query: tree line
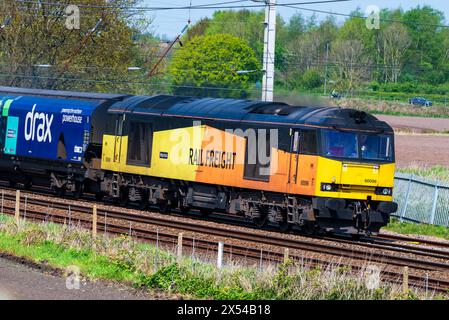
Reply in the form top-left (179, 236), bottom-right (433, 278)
top-left (180, 6), bottom-right (449, 97)
top-left (0, 2), bottom-right (447, 100)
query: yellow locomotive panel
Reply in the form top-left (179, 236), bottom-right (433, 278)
top-left (314, 157), bottom-right (394, 201)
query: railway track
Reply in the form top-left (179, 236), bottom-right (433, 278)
top-left (376, 233), bottom-right (449, 250)
top-left (3, 191), bottom-right (449, 271)
top-left (2, 186), bottom-right (449, 265)
top-left (0, 187), bottom-right (449, 293)
top-left (2, 182), bottom-right (449, 256)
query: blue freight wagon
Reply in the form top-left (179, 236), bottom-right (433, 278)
top-left (0, 87), bottom-right (127, 195)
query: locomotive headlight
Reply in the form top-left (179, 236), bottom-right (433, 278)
top-left (321, 183), bottom-right (336, 192)
top-left (375, 187), bottom-right (392, 196)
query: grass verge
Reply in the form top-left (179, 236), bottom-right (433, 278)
top-left (396, 166), bottom-right (449, 185)
top-left (336, 98), bottom-right (449, 118)
top-left (385, 218), bottom-right (449, 241)
top-left (0, 214), bottom-right (445, 300)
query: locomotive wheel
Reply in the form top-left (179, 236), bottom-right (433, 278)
top-left (52, 186), bottom-right (65, 197)
top-left (179, 206), bottom-right (190, 214)
top-left (351, 234), bottom-right (363, 241)
top-left (24, 181), bottom-right (33, 190)
top-left (158, 200), bottom-right (171, 214)
top-left (276, 209), bottom-right (290, 232)
top-left (139, 199), bottom-right (148, 210)
top-left (95, 193), bottom-right (104, 201)
top-left (254, 215), bottom-right (268, 228)
top-left (200, 208), bottom-right (212, 216)
top-left (119, 188), bottom-right (129, 206)
top-left (138, 190), bottom-right (148, 210)
top-left (279, 221), bottom-right (290, 232)
top-left (302, 223), bottom-right (316, 235)
top-left (73, 182), bottom-right (83, 199)
top-left (251, 205), bottom-right (267, 228)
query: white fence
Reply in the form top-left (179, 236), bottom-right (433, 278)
top-left (393, 173), bottom-right (449, 227)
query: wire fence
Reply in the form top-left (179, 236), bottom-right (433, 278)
top-left (393, 173), bottom-right (449, 227)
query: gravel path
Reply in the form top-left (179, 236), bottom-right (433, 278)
top-left (0, 255), bottom-right (173, 300)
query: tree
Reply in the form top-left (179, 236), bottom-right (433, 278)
top-left (0, 0), bottom-right (149, 92)
top-left (443, 30), bottom-right (449, 61)
top-left (287, 31), bottom-right (321, 73)
top-left (331, 39), bottom-right (372, 93)
top-left (402, 6), bottom-right (446, 81)
top-left (204, 10), bottom-right (265, 59)
top-left (379, 23), bottom-right (411, 83)
top-left (185, 18), bottom-right (210, 41)
top-left (191, 10), bottom-right (287, 69)
top-left (169, 34), bottom-right (259, 98)
top-left (287, 13), bottom-right (306, 41)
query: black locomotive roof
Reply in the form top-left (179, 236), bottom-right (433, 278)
top-left (0, 86), bottom-right (129, 101)
top-left (109, 94), bottom-right (393, 133)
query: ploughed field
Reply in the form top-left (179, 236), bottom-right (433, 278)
top-left (395, 135), bottom-right (449, 167)
top-left (376, 115), bottom-right (449, 134)
top-left (376, 115), bottom-right (449, 167)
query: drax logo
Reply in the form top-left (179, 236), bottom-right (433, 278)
top-left (24, 104), bottom-right (54, 143)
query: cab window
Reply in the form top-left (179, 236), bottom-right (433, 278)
top-left (127, 122), bottom-right (152, 167)
top-left (322, 130), bottom-right (358, 159)
top-left (300, 130), bottom-right (317, 154)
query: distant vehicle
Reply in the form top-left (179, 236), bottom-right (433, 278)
top-left (409, 97), bottom-right (432, 106)
top-left (330, 90), bottom-right (342, 99)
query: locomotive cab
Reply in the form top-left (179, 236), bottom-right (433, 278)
top-left (307, 113), bottom-right (398, 235)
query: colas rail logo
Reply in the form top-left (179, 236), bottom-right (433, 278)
top-left (24, 104), bottom-right (54, 143)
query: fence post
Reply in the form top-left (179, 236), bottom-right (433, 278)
top-left (24, 194), bottom-right (27, 221)
top-left (400, 175), bottom-right (413, 222)
top-left (284, 248), bottom-right (289, 263)
top-left (15, 190), bottom-right (20, 223)
top-left (217, 241), bottom-right (224, 269)
top-left (402, 266), bottom-right (409, 294)
top-left (429, 185), bottom-right (439, 225)
top-left (155, 228), bottom-right (159, 271)
top-left (177, 233), bottom-right (183, 263)
top-left (92, 205), bottom-right (97, 239)
top-left (68, 205), bottom-right (71, 228)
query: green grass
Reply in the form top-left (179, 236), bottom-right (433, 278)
top-left (0, 233), bottom-right (134, 281)
top-left (0, 215), bottom-right (445, 300)
top-left (272, 89), bottom-right (449, 118)
top-left (396, 166), bottom-right (449, 184)
top-left (385, 218), bottom-right (449, 241)
top-left (338, 98), bottom-right (449, 118)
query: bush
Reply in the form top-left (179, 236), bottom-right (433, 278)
top-left (169, 33), bottom-right (259, 98)
top-left (301, 69), bottom-right (322, 89)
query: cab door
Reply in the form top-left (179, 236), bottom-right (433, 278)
top-left (287, 129), bottom-right (300, 193)
top-left (113, 114), bottom-right (125, 164)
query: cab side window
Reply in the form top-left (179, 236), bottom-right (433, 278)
top-left (127, 122), bottom-right (152, 167)
top-left (300, 130), bottom-right (317, 155)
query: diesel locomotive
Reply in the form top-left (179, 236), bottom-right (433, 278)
top-left (0, 87), bottom-right (398, 235)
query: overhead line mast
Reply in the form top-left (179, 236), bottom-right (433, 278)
top-left (260, 0), bottom-right (276, 102)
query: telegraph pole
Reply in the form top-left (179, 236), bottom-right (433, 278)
top-left (261, 0), bottom-right (276, 102)
top-left (323, 42), bottom-right (329, 95)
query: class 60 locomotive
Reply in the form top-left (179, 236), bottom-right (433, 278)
top-left (0, 87), bottom-right (398, 236)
